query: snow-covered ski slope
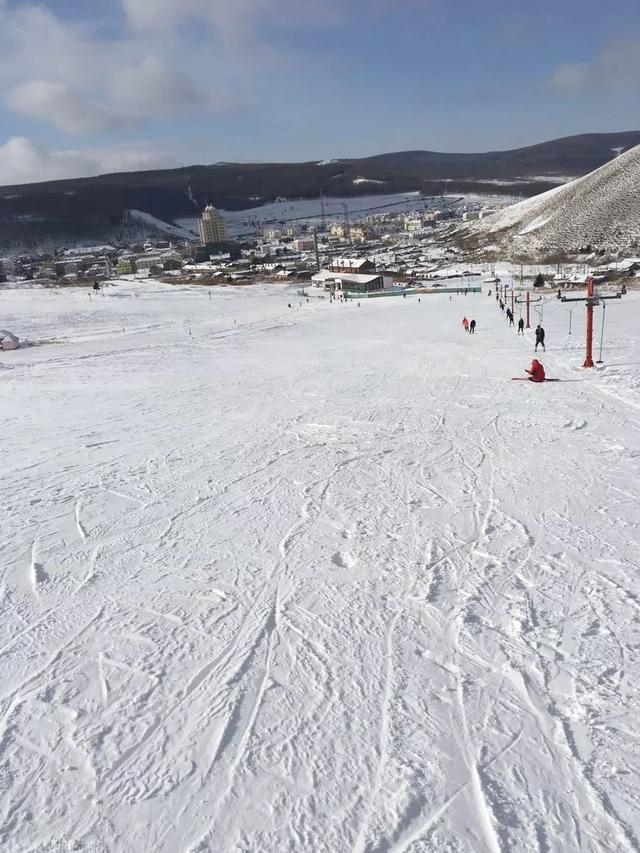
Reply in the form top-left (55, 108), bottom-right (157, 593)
top-left (465, 144), bottom-right (640, 256)
top-left (2, 280), bottom-right (640, 852)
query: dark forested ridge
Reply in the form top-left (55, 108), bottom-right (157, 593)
top-left (2, 131), bottom-right (639, 248)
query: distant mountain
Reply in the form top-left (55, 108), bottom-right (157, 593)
top-left (459, 143), bottom-right (640, 260)
top-left (1, 131), bottom-right (640, 252)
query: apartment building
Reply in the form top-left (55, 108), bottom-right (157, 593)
top-left (198, 205), bottom-right (229, 245)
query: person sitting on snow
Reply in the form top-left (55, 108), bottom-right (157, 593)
top-left (526, 359), bottom-right (546, 382)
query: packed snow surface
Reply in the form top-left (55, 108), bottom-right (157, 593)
top-left (465, 144), bottom-right (640, 255)
top-left (353, 178), bottom-right (386, 185)
top-left (127, 209), bottom-right (197, 241)
top-left (2, 279), bottom-right (640, 851)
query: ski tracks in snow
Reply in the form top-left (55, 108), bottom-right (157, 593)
top-left (3, 286), bottom-right (640, 851)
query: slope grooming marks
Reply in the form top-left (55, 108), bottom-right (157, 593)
top-left (1, 280), bottom-right (640, 850)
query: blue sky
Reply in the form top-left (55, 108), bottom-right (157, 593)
top-left (0, 0), bottom-right (639, 183)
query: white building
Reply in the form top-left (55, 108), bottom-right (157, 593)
top-left (262, 226), bottom-right (300, 240)
top-left (135, 251), bottom-right (183, 272)
top-left (311, 269), bottom-right (383, 293)
top-left (198, 205), bottom-right (228, 245)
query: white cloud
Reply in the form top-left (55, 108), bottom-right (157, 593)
top-left (108, 56), bottom-right (206, 117)
top-left (550, 38), bottom-right (640, 95)
top-left (0, 136), bottom-right (180, 186)
top-left (597, 38), bottom-right (640, 88)
top-left (0, 0), bottom-right (342, 144)
top-left (0, 2), bottom-right (214, 133)
top-left (121, 0), bottom-right (342, 39)
top-left (6, 81), bottom-right (128, 133)
top-left (550, 62), bottom-right (590, 93)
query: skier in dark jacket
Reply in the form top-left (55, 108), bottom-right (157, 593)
top-left (535, 324), bottom-right (546, 351)
top-left (508, 310), bottom-right (515, 326)
top-left (518, 317), bottom-right (525, 335)
top-left (470, 319), bottom-right (476, 334)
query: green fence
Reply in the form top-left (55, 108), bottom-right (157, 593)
top-left (344, 286), bottom-right (482, 299)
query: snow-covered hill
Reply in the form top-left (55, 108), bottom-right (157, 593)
top-left (462, 144), bottom-right (640, 257)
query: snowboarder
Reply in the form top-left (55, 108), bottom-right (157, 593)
top-left (462, 316), bottom-right (469, 332)
top-left (518, 317), bottom-right (525, 335)
top-left (470, 319), bottom-right (476, 334)
top-left (535, 324), bottom-right (546, 351)
top-left (526, 359), bottom-right (546, 382)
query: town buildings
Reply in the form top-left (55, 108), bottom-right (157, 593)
top-left (328, 257), bottom-right (376, 274)
top-left (198, 205), bottom-right (228, 244)
top-left (292, 237), bottom-right (315, 252)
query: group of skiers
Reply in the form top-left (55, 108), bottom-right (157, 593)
top-left (462, 316), bottom-right (476, 334)
top-left (491, 295), bottom-right (549, 381)
top-left (506, 307), bottom-right (529, 337)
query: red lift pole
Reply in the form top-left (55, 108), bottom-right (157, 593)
top-left (583, 276), bottom-right (595, 368)
top-left (561, 277), bottom-right (623, 368)
top-left (515, 290), bottom-right (541, 324)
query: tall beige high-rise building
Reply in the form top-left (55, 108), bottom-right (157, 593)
top-left (198, 204), bottom-right (228, 244)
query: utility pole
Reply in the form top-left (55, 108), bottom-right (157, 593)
top-left (341, 203), bottom-right (351, 244)
top-left (584, 276), bottom-right (595, 367)
top-left (320, 191), bottom-right (327, 232)
top-left (313, 227), bottom-right (320, 272)
top-left (561, 276), bottom-right (623, 368)
top-left (515, 290), bottom-right (542, 328)
top-left (596, 300), bottom-right (606, 364)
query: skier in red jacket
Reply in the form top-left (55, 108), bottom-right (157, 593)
top-left (526, 359), bottom-right (546, 382)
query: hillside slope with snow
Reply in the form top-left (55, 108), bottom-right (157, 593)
top-left (2, 281), bottom-right (640, 851)
top-left (462, 144), bottom-right (640, 257)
